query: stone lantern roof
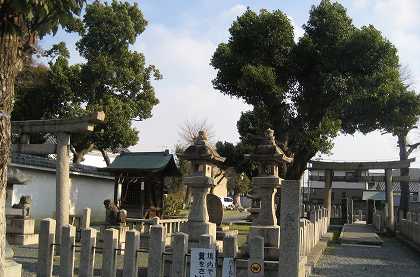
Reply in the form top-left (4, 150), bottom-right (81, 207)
top-left (180, 130), bottom-right (226, 166)
top-left (250, 129), bottom-right (293, 176)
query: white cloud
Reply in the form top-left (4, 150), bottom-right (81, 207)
top-left (131, 22), bottom-right (251, 152)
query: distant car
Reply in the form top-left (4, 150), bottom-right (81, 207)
top-left (220, 197), bottom-right (234, 210)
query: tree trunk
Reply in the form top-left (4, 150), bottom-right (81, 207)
top-left (398, 133), bottom-right (410, 219)
top-left (0, 32), bottom-right (23, 273)
top-left (72, 143), bottom-right (95, 164)
top-left (100, 148), bottom-right (111, 166)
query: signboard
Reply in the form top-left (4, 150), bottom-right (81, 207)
top-left (247, 258), bottom-right (264, 277)
top-left (222, 257), bottom-right (235, 277)
top-left (190, 248), bottom-right (216, 277)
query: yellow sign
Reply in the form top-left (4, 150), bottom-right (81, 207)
top-left (250, 262), bottom-right (262, 273)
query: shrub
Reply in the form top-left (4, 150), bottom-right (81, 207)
top-left (163, 191), bottom-right (184, 218)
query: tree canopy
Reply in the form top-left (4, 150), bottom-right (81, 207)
top-left (211, 0), bottom-right (412, 178)
top-left (13, 1), bottom-right (161, 164)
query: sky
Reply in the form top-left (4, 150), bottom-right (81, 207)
top-left (39, 0), bottom-right (420, 168)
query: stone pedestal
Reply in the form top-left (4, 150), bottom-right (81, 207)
top-left (248, 176), bottom-right (281, 260)
top-left (181, 175), bottom-right (216, 248)
top-left (6, 217), bottom-right (38, 245)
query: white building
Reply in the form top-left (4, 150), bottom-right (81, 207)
top-left (10, 153), bottom-right (114, 223)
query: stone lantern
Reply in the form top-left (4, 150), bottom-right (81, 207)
top-left (247, 129), bottom-right (293, 259)
top-left (180, 131), bottom-right (226, 247)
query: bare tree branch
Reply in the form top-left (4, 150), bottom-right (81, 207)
top-left (407, 142), bottom-right (420, 155)
top-left (178, 119), bottom-right (215, 146)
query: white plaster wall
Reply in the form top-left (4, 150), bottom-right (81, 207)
top-left (12, 166), bottom-right (114, 223)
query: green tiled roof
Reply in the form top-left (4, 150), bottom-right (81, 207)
top-left (105, 151), bottom-right (180, 176)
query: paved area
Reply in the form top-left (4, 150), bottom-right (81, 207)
top-left (311, 237), bottom-right (420, 277)
top-left (340, 223), bottom-right (383, 245)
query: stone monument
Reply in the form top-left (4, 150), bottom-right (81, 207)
top-left (207, 193), bottom-right (238, 240)
top-left (180, 130), bottom-right (226, 248)
top-left (247, 129), bottom-right (293, 260)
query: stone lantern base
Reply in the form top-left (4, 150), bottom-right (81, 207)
top-left (181, 221), bottom-right (216, 248)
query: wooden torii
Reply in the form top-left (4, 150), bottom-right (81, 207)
top-left (308, 158), bottom-right (415, 232)
top-left (12, 112), bottom-right (105, 244)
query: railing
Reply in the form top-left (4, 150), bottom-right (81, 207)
top-left (126, 217), bottom-right (188, 235)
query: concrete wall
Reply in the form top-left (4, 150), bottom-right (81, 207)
top-left (11, 166), bottom-right (114, 223)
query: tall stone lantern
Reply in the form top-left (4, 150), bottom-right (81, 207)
top-left (248, 129), bottom-right (293, 259)
top-left (180, 131), bottom-right (226, 247)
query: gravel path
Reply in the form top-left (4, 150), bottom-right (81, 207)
top-left (311, 237), bottom-right (420, 277)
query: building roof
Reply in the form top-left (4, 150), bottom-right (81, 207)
top-left (104, 151), bottom-right (180, 176)
top-left (11, 152), bottom-right (112, 179)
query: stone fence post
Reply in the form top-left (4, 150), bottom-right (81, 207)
top-left (60, 224), bottom-right (76, 277)
top-left (102, 228), bottom-right (118, 277)
top-left (248, 236), bottom-right (264, 277)
top-left (123, 230), bottom-right (140, 277)
top-left (171, 232), bottom-right (188, 277)
top-left (37, 218), bottom-right (56, 277)
top-left (147, 225), bottom-right (165, 277)
top-left (79, 228), bottom-right (97, 277)
top-left (82, 208), bottom-right (91, 229)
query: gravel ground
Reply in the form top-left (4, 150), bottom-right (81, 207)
top-left (311, 237), bottom-right (420, 277)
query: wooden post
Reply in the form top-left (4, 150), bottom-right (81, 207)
top-left (38, 219), bottom-right (56, 277)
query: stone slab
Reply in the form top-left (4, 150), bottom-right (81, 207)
top-left (340, 223), bottom-right (383, 245)
top-left (207, 193), bottom-right (223, 226)
top-left (7, 233), bottom-right (39, 245)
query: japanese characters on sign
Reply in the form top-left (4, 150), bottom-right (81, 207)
top-left (222, 257), bottom-right (235, 277)
top-left (190, 248), bottom-right (216, 277)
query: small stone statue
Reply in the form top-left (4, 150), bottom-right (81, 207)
top-left (12, 195), bottom-right (32, 218)
top-left (103, 199), bottom-right (127, 226)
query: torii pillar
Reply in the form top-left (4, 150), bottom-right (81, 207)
top-left (323, 169), bottom-right (333, 222)
top-left (385, 168), bottom-right (394, 232)
top-left (12, 112), bottom-right (105, 244)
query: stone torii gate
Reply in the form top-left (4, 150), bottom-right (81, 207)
top-left (11, 112), bottom-right (105, 243)
top-left (309, 159), bottom-right (415, 232)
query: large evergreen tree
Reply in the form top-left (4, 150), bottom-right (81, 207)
top-left (13, 1), bottom-right (161, 164)
top-left (211, 1), bottom-right (410, 179)
top-left (0, 0), bottom-right (84, 270)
